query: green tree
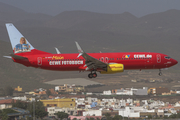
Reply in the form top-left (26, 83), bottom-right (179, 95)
top-left (89, 117), bottom-right (95, 120)
top-left (46, 89), bottom-right (51, 96)
top-left (55, 112), bottom-right (69, 120)
top-left (176, 112), bottom-right (180, 118)
top-left (96, 117), bottom-right (100, 120)
top-left (104, 113), bottom-right (112, 120)
top-left (36, 109), bottom-right (48, 119)
top-left (0, 108), bottom-right (17, 120)
top-left (4, 86), bottom-right (13, 96)
top-left (169, 114), bottom-right (176, 118)
top-left (113, 115), bottom-right (122, 120)
top-left (2, 109), bottom-right (15, 113)
top-left (12, 100), bottom-right (28, 109)
top-left (0, 111), bottom-right (9, 120)
top-left (147, 114), bottom-right (152, 119)
top-left (27, 101), bottom-right (48, 119)
top-left (26, 116), bottom-right (33, 120)
top-left (163, 115), bottom-right (168, 119)
top-left (105, 113), bottom-right (111, 118)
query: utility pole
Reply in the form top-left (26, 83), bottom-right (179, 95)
top-left (33, 99), bottom-right (35, 120)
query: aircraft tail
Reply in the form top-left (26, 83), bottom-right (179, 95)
top-left (6, 23), bottom-right (35, 54)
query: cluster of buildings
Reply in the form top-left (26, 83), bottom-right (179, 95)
top-left (11, 85), bottom-right (180, 97)
top-left (1, 85), bottom-right (180, 119)
top-left (40, 97), bottom-right (180, 119)
top-left (104, 87), bottom-right (148, 95)
top-left (55, 84), bottom-right (85, 93)
top-left (103, 87), bottom-right (180, 96)
top-left (2, 95), bottom-right (180, 119)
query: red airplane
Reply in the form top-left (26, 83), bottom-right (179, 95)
top-left (4, 23), bottom-right (178, 78)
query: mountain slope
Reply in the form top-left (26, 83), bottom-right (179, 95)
top-left (45, 11), bottom-right (137, 30)
top-left (0, 1), bottom-right (52, 27)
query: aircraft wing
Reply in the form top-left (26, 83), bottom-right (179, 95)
top-left (75, 42), bottom-right (107, 70)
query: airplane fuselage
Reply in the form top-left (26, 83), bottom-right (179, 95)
top-left (13, 50), bottom-right (177, 72)
top-left (5, 23), bottom-right (178, 78)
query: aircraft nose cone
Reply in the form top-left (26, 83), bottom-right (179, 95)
top-left (172, 59), bottom-right (178, 65)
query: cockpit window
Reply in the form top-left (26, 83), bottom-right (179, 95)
top-left (165, 56), bottom-right (171, 59)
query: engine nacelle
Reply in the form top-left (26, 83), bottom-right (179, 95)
top-left (100, 64), bottom-right (124, 74)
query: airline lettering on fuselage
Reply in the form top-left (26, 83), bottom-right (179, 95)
top-left (52, 56), bottom-right (64, 60)
top-left (134, 54), bottom-right (152, 58)
top-left (49, 61), bottom-right (83, 65)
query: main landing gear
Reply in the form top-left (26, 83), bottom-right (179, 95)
top-left (88, 71), bottom-right (97, 78)
top-left (159, 69), bottom-right (162, 76)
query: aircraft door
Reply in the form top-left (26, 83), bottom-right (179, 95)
top-left (105, 57), bottom-right (109, 63)
top-left (100, 57), bottom-right (104, 62)
top-left (37, 57), bottom-right (42, 65)
top-left (157, 54), bottom-right (161, 63)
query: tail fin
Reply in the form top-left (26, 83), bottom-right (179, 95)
top-left (5, 23), bottom-right (34, 53)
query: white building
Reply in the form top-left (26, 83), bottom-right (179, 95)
top-left (12, 96), bottom-right (27, 101)
top-left (47, 107), bottom-right (62, 116)
top-left (76, 98), bottom-right (85, 106)
top-left (103, 90), bottom-right (111, 95)
top-left (174, 102), bottom-right (180, 107)
top-left (102, 98), bottom-right (117, 103)
top-left (132, 87), bottom-right (148, 95)
top-left (119, 107), bottom-right (140, 118)
top-left (119, 99), bottom-right (126, 107)
top-left (87, 97), bottom-right (97, 104)
top-left (149, 100), bottom-right (165, 109)
top-left (83, 110), bottom-right (101, 116)
top-left (47, 107), bottom-right (77, 116)
top-left (116, 88), bottom-right (133, 95)
top-left (86, 93), bottom-right (93, 95)
top-left (55, 86), bottom-right (60, 91)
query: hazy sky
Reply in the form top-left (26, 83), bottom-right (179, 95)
top-left (1, 0), bottom-right (180, 17)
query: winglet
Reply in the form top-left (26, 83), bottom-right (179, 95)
top-left (75, 41), bottom-right (84, 58)
top-left (54, 47), bottom-right (61, 54)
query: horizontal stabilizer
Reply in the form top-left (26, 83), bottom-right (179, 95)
top-left (3, 56), bottom-right (12, 59)
top-left (10, 54), bottom-right (28, 60)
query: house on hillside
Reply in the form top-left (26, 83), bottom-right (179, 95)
top-left (0, 99), bottom-right (16, 110)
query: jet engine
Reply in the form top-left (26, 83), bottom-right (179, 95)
top-left (100, 64), bottom-right (124, 74)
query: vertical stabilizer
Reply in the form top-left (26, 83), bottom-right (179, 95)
top-left (5, 23), bottom-right (34, 53)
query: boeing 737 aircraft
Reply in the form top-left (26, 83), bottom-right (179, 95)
top-left (4, 23), bottom-right (178, 78)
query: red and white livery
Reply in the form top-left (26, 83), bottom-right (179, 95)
top-left (4, 23), bottom-right (178, 78)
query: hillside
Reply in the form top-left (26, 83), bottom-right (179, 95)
top-left (0, 2), bottom-right (52, 27)
top-left (0, 2), bottom-right (180, 91)
top-left (45, 11), bottom-right (137, 30)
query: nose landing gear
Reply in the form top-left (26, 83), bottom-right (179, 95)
top-left (159, 69), bottom-right (162, 76)
top-left (88, 71), bottom-right (97, 78)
